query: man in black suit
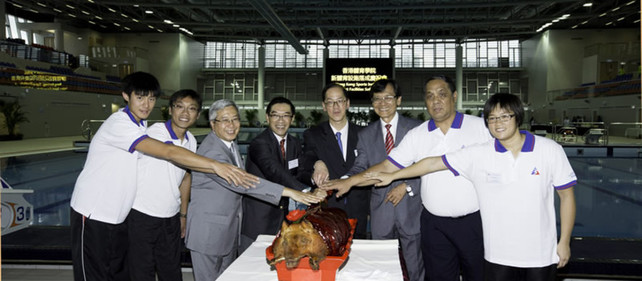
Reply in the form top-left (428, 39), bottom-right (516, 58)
top-left (240, 97), bottom-right (324, 252)
top-left (300, 83), bottom-right (369, 239)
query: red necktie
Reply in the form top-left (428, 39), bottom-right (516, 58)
top-left (280, 138), bottom-right (286, 163)
top-left (385, 124), bottom-right (394, 155)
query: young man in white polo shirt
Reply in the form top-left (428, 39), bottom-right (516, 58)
top-left (70, 72), bottom-right (257, 281)
top-left (366, 93), bottom-right (577, 281)
top-left (128, 89), bottom-right (202, 281)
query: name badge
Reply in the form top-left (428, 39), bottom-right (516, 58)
top-left (288, 159), bottom-right (299, 170)
top-left (486, 173), bottom-right (502, 183)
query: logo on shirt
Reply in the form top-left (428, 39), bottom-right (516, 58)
top-left (531, 167), bottom-right (540, 175)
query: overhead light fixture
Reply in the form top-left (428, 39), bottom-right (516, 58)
top-left (124, 27), bottom-right (131, 30)
top-left (95, 16), bottom-right (103, 20)
top-left (626, 1), bottom-right (635, 5)
top-left (581, 20), bottom-right (588, 25)
top-left (583, 3), bottom-right (593, 7)
top-left (36, 2), bottom-right (46, 7)
top-left (617, 17), bottom-right (625, 21)
top-left (87, 0), bottom-right (94, 3)
top-left (173, 24), bottom-right (179, 28)
top-left (145, 10), bottom-right (153, 14)
top-left (572, 25), bottom-right (579, 29)
top-left (108, 8), bottom-right (116, 13)
top-left (53, 8), bottom-right (62, 13)
top-left (164, 20), bottom-right (173, 24)
top-left (29, 9), bottom-right (38, 13)
top-left (148, 25), bottom-right (154, 29)
top-left (121, 13), bottom-right (128, 18)
top-left (156, 29), bottom-right (163, 33)
top-left (113, 23), bottom-right (120, 26)
top-left (611, 7), bottom-right (620, 12)
top-left (605, 22), bottom-right (613, 26)
top-left (133, 4), bottom-right (139, 7)
top-left (88, 20), bottom-right (96, 24)
top-left (65, 4), bottom-right (75, 9)
top-left (599, 13), bottom-right (607, 17)
top-left (634, 19), bottom-right (641, 23)
top-left (132, 19), bottom-right (139, 22)
top-left (68, 13), bottom-right (76, 18)
top-left (82, 10), bottom-right (90, 15)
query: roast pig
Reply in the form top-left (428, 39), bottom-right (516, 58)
top-left (267, 205), bottom-right (352, 270)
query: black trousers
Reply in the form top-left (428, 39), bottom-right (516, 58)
top-left (421, 208), bottom-right (484, 281)
top-left (127, 209), bottom-right (183, 281)
top-left (70, 208), bottom-right (129, 281)
top-left (484, 261), bottom-right (557, 281)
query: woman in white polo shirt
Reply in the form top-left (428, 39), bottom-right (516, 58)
top-left (366, 93), bottom-right (577, 281)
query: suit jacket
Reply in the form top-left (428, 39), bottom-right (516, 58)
top-left (185, 131), bottom-right (284, 256)
top-left (301, 121), bottom-right (370, 238)
top-left (241, 129), bottom-right (308, 240)
top-left (347, 115), bottom-right (423, 237)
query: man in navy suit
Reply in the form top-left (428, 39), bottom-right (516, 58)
top-left (300, 83), bottom-right (369, 239)
top-left (240, 97), bottom-right (325, 252)
top-left (320, 79), bottom-right (424, 280)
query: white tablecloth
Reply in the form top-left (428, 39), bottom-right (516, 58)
top-left (217, 234), bottom-right (403, 281)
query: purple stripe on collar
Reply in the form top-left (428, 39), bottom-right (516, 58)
top-left (427, 112), bottom-right (464, 131)
top-left (164, 120), bottom-right (179, 140)
top-left (493, 130), bottom-right (536, 153)
top-left (123, 106), bottom-right (145, 127)
top-left (520, 130), bottom-right (535, 152)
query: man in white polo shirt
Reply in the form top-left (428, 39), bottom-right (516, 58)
top-left (128, 89), bottom-right (202, 281)
top-left (366, 93), bottom-right (577, 281)
top-left (322, 75), bottom-right (492, 281)
top-left (70, 72), bottom-right (257, 281)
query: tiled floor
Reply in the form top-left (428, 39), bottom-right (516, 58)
top-left (1, 265), bottom-right (195, 281)
top-left (0, 265), bottom-right (629, 281)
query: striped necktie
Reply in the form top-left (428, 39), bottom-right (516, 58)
top-left (385, 124), bottom-right (394, 155)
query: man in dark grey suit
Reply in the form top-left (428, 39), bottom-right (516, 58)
top-left (299, 83), bottom-right (369, 239)
top-left (184, 99), bottom-right (324, 281)
top-left (240, 97), bottom-right (325, 252)
top-left (321, 79), bottom-right (425, 281)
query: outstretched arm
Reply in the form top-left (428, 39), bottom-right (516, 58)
top-left (135, 138), bottom-right (258, 187)
top-left (320, 159), bottom-right (399, 197)
top-left (281, 187), bottom-right (326, 206)
top-left (556, 186), bottom-right (576, 268)
top-left (365, 156), bottom-right (447, 186)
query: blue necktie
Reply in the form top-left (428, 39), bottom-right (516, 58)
top-left (336, 132), bottom-right (343, 156)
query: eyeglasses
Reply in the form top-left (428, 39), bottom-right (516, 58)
top-left (213, 117), bottom-right (240, 125)
top-left (324, 99), bottom-right (346, 107)
top-left (172, 104), bottom-right (199, 113)
top-left (371, 95), bottom-right (397, 105)
top-left (269, 113), bottom-right (292, 120)
top-left (487, 114), bottom-right (515, 124)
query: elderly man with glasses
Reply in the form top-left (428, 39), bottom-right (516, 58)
top-left (184, 99), bottom-right (325, 281)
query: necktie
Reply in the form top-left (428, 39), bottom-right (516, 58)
top-left (280, 138), bottom-right (286, 164)
top-left (230, 142), bottom-right (241, 168)
top-left (385, 124), bottom-right (394, 155)
top-left (336, 132), bottom-right (343, 157)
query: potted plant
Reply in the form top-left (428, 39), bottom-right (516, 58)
top-left (0, 101), bottom-right (29, 140)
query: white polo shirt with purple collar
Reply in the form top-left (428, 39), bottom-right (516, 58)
top-left (442, 131), bottom-right (577, 267)
top-left (133, 120), bottom-right (196, 218)
top-left (70, 106), bottom-right (149, 224)
top-left (387, 112), bottom-right (493, 217)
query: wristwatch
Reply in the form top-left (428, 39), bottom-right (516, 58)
top-left (405, 184), bottom-right (415, 197)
